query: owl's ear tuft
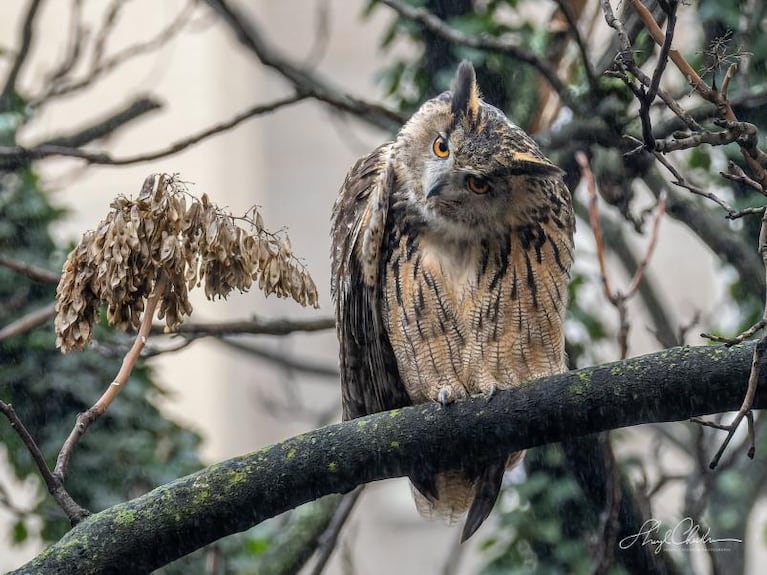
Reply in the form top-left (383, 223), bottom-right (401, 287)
top-left (451, 61), bottom-right (481, 124)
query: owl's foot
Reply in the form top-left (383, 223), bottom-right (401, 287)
top-left (437, 386), bottom-right (453, 408)
top-left (472, 385), bottom-right (497, 400)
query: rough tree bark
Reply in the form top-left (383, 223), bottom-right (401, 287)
top-left (12, 342), bottom-right (764, 574)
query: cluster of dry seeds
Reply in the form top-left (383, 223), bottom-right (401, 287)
top-left (55, 174), bottom-right (318, 353)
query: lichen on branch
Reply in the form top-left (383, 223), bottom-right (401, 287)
top-left (54, 173), bottom-right (318, 353)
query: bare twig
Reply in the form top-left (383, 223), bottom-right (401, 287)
top-left (40, 0), bottom-right (85, 93)
top-left (702, 320), bottom-right (766, 346)
top-left (31, 0), bottom-right (198, 106)
top-left (578, 150), bottom-right (665, 359)
top-left (626, 0), bottom-right (767, 186)
top-left (693, 209), bottom-right (767, 467)
top-left (0, 94), bottom-right (307, 168)
top-left (151, 315), bottom-right (335, 337)
top-left (204, 0), bottom-right (408, 132)
top-left (553, 0), bottom-right (598, 94)
top-left (0, 303), bottom-right (56, 342)
top-left (0, 255), bottom-right (59, 283)
top-left (655, 122), bottom-right (759, 154)
top-left (40, 96), bottom-right (163, 149)
top-left (0, 400), bottom-right (90, 524)
top-left (53, 272), bottom-right (169, 481)
top-left (650, 150), bottom-right (737, 215)
top-left (591, 433), bottom-right (621, 575)
top-left (634, 0), bottom-right (678, 150)
top-left (0, 0), bottom-right (44, 109)
top-left (721, 160), bottom-right (766, 197)
top-left (308, 487), bottom-right (363, 575)
top-left (219, 338), bottom-right (339, 379)
top-left (624, 191), bottom-right (666, 299)
top-left (380, 0), bottom-right (579, 113)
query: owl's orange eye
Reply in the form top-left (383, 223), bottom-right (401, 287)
top-left (466, 175), bottom-right (490, 194)
top-left (432, 136), bottom-right (450, 158)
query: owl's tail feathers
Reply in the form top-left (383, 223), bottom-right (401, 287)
top-left (461, 462), bottom-right (505, 542)
top-left (410, 451), bottom-right (525, 542)
top-left (410, 471), bottom-right (474, 525)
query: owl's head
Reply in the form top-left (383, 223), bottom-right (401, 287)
top-left (392, 61), bottom-right (566, 238)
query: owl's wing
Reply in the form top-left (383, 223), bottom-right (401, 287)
top-left (331, 143), bottom-right (411, 421)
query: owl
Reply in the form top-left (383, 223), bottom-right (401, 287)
top-left (331, 61), bottom-right (574, 542)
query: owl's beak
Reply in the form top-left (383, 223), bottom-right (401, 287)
top-left (427, 179), bottom-right (447, 198)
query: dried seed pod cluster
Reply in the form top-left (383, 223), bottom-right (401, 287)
top-left (55, 173), bottom-right (318, 353)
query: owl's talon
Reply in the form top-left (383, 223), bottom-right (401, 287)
top-left (438, 387), bottom-right (452, 408)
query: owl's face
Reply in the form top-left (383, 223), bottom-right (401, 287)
top-left (392, 63), bottom-right (565, 239)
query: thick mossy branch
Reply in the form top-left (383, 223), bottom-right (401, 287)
top-left (13, 343), bottom-right (764, 574)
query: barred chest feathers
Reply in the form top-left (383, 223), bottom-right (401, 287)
top-left (380, 198), bottom-right (572, 405)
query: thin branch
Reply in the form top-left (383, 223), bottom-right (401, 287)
top-left (626, 0), bottom-right (767, 187)
top-left (204, 0), bottom-right (407, 133)
top-left (380, 0), bottom-right (579, 113)
top-left (702, 320), bottom-right (766, 346)
top-left (0, 0), bottom-right (44, 108)
top-left (219, 338), bottom-right (339, 379)
top-left (0, 94), bottom-right (308, 168)
top-left (578, 150), bottom-right (665, 359)
top-left (650, 149), bottom-right (737, 215)
top-left (654, 122), bottom-right (758, 154)
top-left (53, 273), bottom-right (168, 481)
top-left (0, 400), bottom-right (90, 524)
top-left (31, 0), bottom-right (197, 106)
top-left (307, 487), bottom-right (363, 575)
top-left (646, 0), bottom-right (677, 105)
top-left (40, 96), bottom-right (163, 149)
top-left (0, 255), bottom-right (59, 283)
top-left (39, 0), bottom-right (85, 93)
top-left (552, 0), bottom-right (598, 94)
top-left (626, 0), bottom-right (707, 96)
top-left (579, 151), bottom-right (615, 304)
top-left (0, 303), bottom-right (55, 342)
top-left (90, 0), bottom-right (124, 69)
top-left (721, 160), bottom-right (766, 197)
top-left (634, 0), bottom-right (678, 150)
top-left (693, 208), bottom-right (767, 468)
top-left (625, 191), bottom-right (667, 299)
top-left (150, 315), bottom-right (335, 337)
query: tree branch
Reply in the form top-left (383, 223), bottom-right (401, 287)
top-left (0, 255), bottom-right (59, 283)
top-left (39, 95), bottom-right (163, 149)
top-left (0, 94), bottom-right (307, 168)
top-left (151, 315), bottom-right (335, 337)
top-left (249, 494), bottom-right (347, 575)
top-left (12, 342), bottom-right (763, 574)
top-left (0, 303), bottom-right (55, 342)
top-left (0, 400), bottom-right (89, 524)
top-left (53, 273), bottom-right (168, 482)
top-left (203, 0), bottom-right (406, 132)
top-left (379, 0), bottom-right (580, 113)
top-left (0, 0), bottom-right (44, 109)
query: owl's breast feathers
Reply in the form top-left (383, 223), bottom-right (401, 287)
top-left (380, 180), bottom-right (573, 404)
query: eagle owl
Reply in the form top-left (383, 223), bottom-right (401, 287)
top-left (331, 61), bottom-right (574, 542)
